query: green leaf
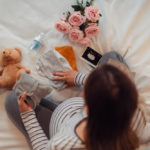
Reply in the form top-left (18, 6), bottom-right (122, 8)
top-left (80, 24), bottom-right (85, 30)
top-left (86, 1), bottom-right (90, 7)
top-left (99, 13), bottom-right (102, 17)
top-left (96, 20), bottom-right (99, 24)
top-left (66, 11), bottom-right (71, 21)
top-left (72, 5), bottom-right (81, 11)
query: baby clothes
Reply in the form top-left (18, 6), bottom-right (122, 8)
top-left (13, 72), bottom-right (52, 109)
top-left (36, 47), bottom-right (72, 90)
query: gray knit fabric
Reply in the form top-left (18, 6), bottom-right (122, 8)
top-left (98, 51), bottom-right (129, 68)
top-left (13, 72), bottom-right (52, 109)
top-left (36, 48), bottom-right (72, 90)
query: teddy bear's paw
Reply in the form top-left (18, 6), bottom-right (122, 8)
top-left (25, 69), bottom-right (30, 74)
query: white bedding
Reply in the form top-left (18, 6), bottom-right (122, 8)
top-left (0, 0), bottom-right (150, 149)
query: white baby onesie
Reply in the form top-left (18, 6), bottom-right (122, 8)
top-left (36, 48), bottom-right (72, 90)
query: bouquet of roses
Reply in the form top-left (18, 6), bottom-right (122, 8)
top-left (55, 0), bottom-right (102, 47)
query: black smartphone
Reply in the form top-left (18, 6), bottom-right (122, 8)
top-left (81, 47), bottom-right (102, 68)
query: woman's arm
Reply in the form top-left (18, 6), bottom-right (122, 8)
top-left (74, 72), bottom-right (88, 86)
top-left (18, 92), bottom-right (49, 150)
top-left (131, 100), bottom-right (150, 144)
top-left (52, 70), bottom-right (88, 86)
top-left (21, 111), bottom-right (48, 150)
top-left (137, 99), bottom-right (150, 144)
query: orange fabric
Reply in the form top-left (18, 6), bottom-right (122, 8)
top-left (55, 46), bottom-right (78, 71)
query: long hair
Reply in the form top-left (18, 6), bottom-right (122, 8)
top-left (84, 64), bottom-right (139, 150)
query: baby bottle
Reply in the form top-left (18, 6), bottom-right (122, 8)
top-left (29, 33), bottom-right (45, 52)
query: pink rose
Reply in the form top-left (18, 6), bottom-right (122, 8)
top-left (85, 23), bottom-right (99, 38)
top-left (85, 6), bottom-right (100, 22)
top-left (69, 11), bottom-right (85, 26)
top-left (60, 17), bottom-right (66, 21)
top-left (69, 28), bottom-right (84, 42)
top-left (55, 19), bottom-right (71, 34)
top-left (77, 37), bottom-right (91, 47)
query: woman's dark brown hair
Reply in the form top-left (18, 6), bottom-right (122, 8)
top-left (84, 64), bottom-right (139, 150)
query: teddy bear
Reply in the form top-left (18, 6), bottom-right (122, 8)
top-left (0, 48), bottom-right (30, 88)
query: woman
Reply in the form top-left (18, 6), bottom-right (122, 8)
top-left (5, 52), bottom-right (147, 150)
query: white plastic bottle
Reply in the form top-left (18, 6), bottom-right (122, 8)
top-left (29, 33), bottom-right (45, 55)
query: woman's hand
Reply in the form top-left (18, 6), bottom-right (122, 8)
top-left (52, 70), bottom-right (78, 86)
top-left (17, 92), bottom-right (33, 113)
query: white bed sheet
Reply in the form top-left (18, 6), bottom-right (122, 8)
top-left (0, 0), bottom-right (150, 149)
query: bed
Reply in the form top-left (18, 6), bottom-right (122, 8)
top-left (0, 0), bottom-right (150, 149)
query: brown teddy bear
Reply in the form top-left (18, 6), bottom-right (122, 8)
top-left (0, 48), bottom-right (30, 88)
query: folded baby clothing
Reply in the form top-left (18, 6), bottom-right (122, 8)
top-left (36, 46), bottom-right (77, 90)
top-left (13, 72), bottom-right (52, 109)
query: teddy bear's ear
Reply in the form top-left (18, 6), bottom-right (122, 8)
top-left (14, 48), bottom-right (22, 56)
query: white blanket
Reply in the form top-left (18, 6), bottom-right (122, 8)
top-left (0, 0), bottom-right (150, 149)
